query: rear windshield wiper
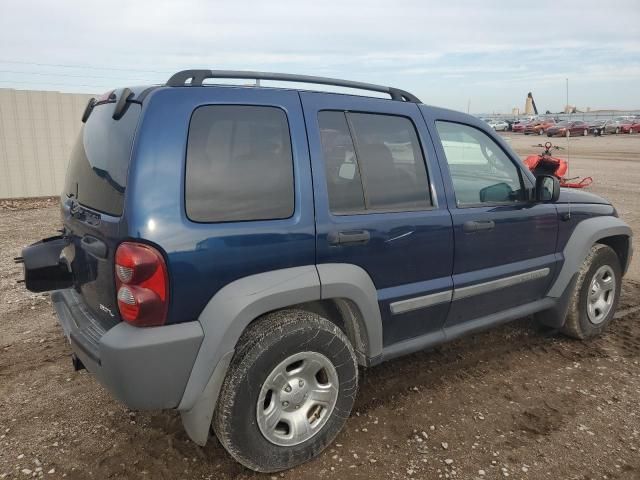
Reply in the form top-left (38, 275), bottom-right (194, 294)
top-left (92, 167), bottom-right (125, 194)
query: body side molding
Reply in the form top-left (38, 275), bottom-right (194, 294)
top-left (389, 267), bottom-right (551, 316)
top-left (390, 290), bottom-right (452, 315)
top-left (453, 268), bottom-right (550, 300)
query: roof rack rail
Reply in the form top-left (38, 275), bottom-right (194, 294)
top-left (166, 69), bottom-right (421, 103)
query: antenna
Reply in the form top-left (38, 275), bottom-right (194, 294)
top-left (565, 77), bottom-right (571, 220)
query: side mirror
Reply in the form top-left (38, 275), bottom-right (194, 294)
top-left (535, 175), bottom-right (560, 202)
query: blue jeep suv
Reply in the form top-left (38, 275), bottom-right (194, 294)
top-left (20, 70), bottom-right (632, 472)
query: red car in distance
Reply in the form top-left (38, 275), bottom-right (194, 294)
top-left (620, 119), bottom-right (640, 134)
top-left (524, 118), bottom-right (556, 135)
top-left (546, 120), bottom-right (590, 137)
top-left (512, 120), bottom-right (531, 133)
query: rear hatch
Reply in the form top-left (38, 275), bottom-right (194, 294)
top-left (61, 91), bottom-right (142, 324)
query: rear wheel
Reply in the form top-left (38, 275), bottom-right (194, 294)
top-left (561, 244), bottom-right (621, 339)
top-left (213, 310), bottom-right (358, 472)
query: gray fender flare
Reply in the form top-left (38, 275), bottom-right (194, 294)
top-left (547, 216), bottom-right (632, 298)
top-left (179, 264), bottom-right (382, 446)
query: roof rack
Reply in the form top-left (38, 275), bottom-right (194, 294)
top-left (166, 69), bottom-right (421, 103)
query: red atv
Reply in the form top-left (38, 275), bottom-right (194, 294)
top-left (523, 142), bottom-right (592, 189)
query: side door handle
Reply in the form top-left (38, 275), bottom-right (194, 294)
top-left (463, 220), bottom-right (495, 233)
top-left (327, 230), bottom-right (371, 246)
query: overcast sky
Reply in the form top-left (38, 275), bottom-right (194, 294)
top-left (1, 0), bottom-right (639, 113)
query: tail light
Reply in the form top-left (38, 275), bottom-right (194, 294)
top-left (115, 242), bottom-right (168, 327)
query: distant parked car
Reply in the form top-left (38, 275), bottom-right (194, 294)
top-left (590, 119), bottom-right (621, 135)
top-left (504, 119), bottom-right (516, 131)
top-left (546, 120), bottom-right (589, 137)
top-left (589, 120), bottom-right (605, 135)
top-left (524, 119), bottom-right (556, 135)
top-left (620, 119), bottom-right (640, 134)
top-left (512, 120), bottom-right (531, 133)
top-left (488, 119), bottom-right (509, 131)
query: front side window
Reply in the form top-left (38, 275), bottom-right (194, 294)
top-left (185, 105), bottom-right (294, 222)
top-left (318, 111), bottom-right (431, 214)
top-left (435, 121), bottom-right (525, 206)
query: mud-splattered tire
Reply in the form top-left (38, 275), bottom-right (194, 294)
top-left (213, 310), bottom-right (358, 472)
top-left (561, 244), bottom-right (622, 339)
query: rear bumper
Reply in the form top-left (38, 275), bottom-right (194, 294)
top-left (52, 289), bottom-right (203, 410)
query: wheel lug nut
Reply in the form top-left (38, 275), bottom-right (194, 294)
top-left (295, 405), bottom-right (300, 409)
top-left (282, 401), bottom-right (289, 407)
top-left (285, 385), bottom-right (292, 393)
top-left (299, 380), bottom-right (304, 387)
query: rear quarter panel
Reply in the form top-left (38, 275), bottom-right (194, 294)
top-left (123, 87), bottom-right (316, 324)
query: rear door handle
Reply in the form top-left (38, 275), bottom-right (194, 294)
top-left (463, 220), bottom-right (495, 233)
top-left (327, 230), bottom-right (371, 246)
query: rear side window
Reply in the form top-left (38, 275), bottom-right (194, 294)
top-left (185, 105), bottom-right (294, 223)
top-left (318, 111), bottom-right (431, 214)
top-left (64, 102), bottom-right (141, 216)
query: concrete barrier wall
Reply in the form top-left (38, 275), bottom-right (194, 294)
top-left (0, 89), bottom-right (95, 199)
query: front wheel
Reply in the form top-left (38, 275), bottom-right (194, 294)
top-left (213, 310), bottom-right (359, 472)
top-left (561, 244), bottom-right (622, 339)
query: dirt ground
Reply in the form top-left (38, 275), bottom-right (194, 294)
top-left (0, 134), bottom-right (639, 480)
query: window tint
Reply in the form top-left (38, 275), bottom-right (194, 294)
top-left (435, 121), bottom-right (525, 206)
top-left (64, 102), bottom-right (141, 216)
top-left (349, 113), bottom-right (431, 211)
top-left (318, 111), bottom-right (366, 213)
top-left (318, 111), bottom-right (431, 214)
top-left (186, 105), bottom-right (294, 222)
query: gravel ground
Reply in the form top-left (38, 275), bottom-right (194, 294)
top-left (0, 134), bottom-right (639, 479)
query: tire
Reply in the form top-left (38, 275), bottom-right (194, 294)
top-left (213, 310), bottom-right (359, 472)
top-left (561, 244), bottom-right (622, 340)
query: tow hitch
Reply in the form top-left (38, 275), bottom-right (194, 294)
top-left (17, 235), bottom-right (73, 292)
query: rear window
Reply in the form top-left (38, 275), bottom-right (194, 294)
top-left (64, 102), bottom-right (141, 216)
top-left (185, 105), bottom-right (294, 223)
